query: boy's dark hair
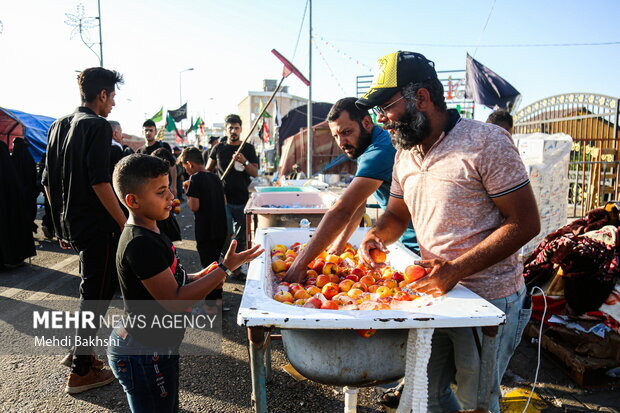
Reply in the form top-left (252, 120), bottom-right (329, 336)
top-left (78, 67), bottom-right (124, 103)
top-left (152, 147), bottom-right (176, 168)
top-left (177, 147), bottom-right (204, 166)
top-left (486, 109), bottom-right (513, 129)
top-left (143, 119), bottom-right (156, 128)
top-left (327, 97), bottom-right (370, 123)
top-left (224, 114), bottom-right (242, 126)
top-left (113, 154), bottom-right (169, 204)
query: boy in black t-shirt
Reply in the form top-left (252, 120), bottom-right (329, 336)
top-left (177, 147), bottom-right (228, 307)
top-left (206, 114), bottom-right (259, 267)
top-left (109, 154), bottom-right (262, 412)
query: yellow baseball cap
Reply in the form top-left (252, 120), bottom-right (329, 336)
top-left (356, 51), bottom-right (437, 110)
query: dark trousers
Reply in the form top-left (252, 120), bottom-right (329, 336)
top-left (71, 230), bottom-right (119, 374)
top-left (197, 237), bottom-right (226, 301)
top-left (226, 203), bottom-right (246, 252)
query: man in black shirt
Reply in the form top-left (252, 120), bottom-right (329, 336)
top-left (108, 120), bottom-right (124, 174)
top-left (207, 114), bottom-right (258, 262)
top-left (42, 67), bottom-right (125, 394)
top-left (137, 119), bottom-right (177, 196)
top-left (202, 135), bottom-right (219, 165)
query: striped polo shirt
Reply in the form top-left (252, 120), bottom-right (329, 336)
top-left (390, 117), bottom-right (529, 300)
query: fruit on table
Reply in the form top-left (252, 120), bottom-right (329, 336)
top-left (294, 289), bottom-right (311, 300)
top-left (383, 279), bottom-right (398, 289)
top-left (347, 288), bottom-right (364, 299)
top-left (351, 282), bottom-right (368, 292)
top-left (270, 242), bottom-right (427, 310)
top-left (320, 300), bottom-right (339, 310)
top-left (359, 275), bottom-right (375, 287)
top-left (316, 274), bottom-right (330, 288)
top-left (272, 259), bottom-right (288, 273)
top-left (273, 291), bottom-right (294, 303)
top-left (376, 286), bottom-right (393, 299)
top-left (304, 297), bottom-right (322, 309)
top-left (272, 244), bottom-right (287, 254)
top-left (404, 265), bottom-right (427, 283)
top-left (338, 279), bottom-right (355, 292)
top-left (321, 283), bottom-right (339, 300)
top-left (288, 283), bottom-right (304, 294)
top-left (306, 286), bottom-right (321, 296)
top-left (322, 262), bottom-right (338, 275)
top-left (345, 274), bottom-right (359, 282)
top-left (356, 329), bottom-right (376, 338)
top-left (369, 248), bottom-right (387, 263)
top-left (393, 291), bottom-right (412, 301)
top-left (310, 258), bottom-right (326, 272)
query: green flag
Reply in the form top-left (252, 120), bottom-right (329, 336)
top-left (258, 100), bottom-right (272, 118)
top-left (193, 117), bottom-right (201, 131)
top-left (165, 112), bottom-right (176, 132)
top-left (151, 107), bottom-right (163, 123)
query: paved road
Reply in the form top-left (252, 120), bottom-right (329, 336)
top-left (0, 204), bottom-right (617, 412)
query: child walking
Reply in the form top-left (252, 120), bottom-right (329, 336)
top-left (177, 147), bottom-right (229, 309)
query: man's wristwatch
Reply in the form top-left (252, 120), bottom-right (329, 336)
top-left (243, 160), bottom-right (250, 167)
top-left (218, 263), bottom-right (233, 276)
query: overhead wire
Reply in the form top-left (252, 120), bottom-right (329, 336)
top-left (291, 0), bottom-right (309, 62)
top-left (326, 38), bottom-right (620, 48)
top-left (473, 0), bottom-right (496, 57)
top-left (313, 39), bottom-right (347, 95)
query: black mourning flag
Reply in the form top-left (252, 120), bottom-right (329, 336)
top-left (168, 103), bottom-right (187, 122)
top-left (465, 54), bottom-right (521, 111)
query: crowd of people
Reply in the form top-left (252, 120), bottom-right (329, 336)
top-left (3, 48), bottom-right (538, 413)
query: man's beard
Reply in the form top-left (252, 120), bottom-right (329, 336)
top-left (342, 124), bottom-right (372, 160)
top-left (229, 133), bottom-right (239, 142)
top-left (384, 103), bottom-right (430, 150)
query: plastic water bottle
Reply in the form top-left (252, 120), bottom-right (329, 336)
top-left (299, 218), bottom-right (310, 228)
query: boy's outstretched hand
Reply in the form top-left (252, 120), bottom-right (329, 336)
top-left (221, 240), bottom-right (264, 272)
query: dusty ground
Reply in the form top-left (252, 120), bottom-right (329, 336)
top-left (0, 203), bottom-right (618, 412)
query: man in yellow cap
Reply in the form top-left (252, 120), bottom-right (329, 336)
top-left (357, 51), bottom-right (540, 412)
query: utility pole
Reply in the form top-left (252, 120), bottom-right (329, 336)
top-left (97, 0), bottom-right (103, 66)
top-left (306, 0), bottom-right (313, 177)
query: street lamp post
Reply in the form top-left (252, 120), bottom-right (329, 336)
top-left (179, 67), bottom-right (194, 106)
top-left (179, 68), bottom-right (194, 133)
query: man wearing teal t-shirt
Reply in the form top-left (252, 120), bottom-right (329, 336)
top-left (284, 97), bottom-right (417, 284)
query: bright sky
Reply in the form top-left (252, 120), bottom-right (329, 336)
top-left (2, 0), bottom-right (620, 135)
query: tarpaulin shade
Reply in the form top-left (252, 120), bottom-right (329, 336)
top-left (278, 102), bottom-right (332, 147)
top-left (277, 120), bottom-right (356, 178)
top-left (0, 107), bottom-right (54, 162)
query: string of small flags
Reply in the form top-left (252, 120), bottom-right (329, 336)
top-left (314, 33), bottom-right (374, 72)
top-left (312, 39), bottom-right (347, 95)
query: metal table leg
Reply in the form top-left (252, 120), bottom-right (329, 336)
top-left (476, 325), bottom-right (499, 411)
top-left (264, 332), bottom-right (272, 383)
top-left (246, 213), bottom-right (253, 249)
top-left (248, 326), bottom-right (268, 413)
